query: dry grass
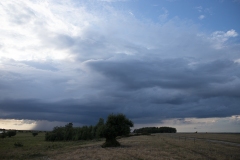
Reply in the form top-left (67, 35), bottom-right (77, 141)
top-left (173, 133), bottom-right (240, 144)
top-left (51, 134), bottom-right (240, 160)
top-left (1, 133), bottom-right (240, 160)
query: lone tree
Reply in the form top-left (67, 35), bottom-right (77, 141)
top-left (102, 113), bottom-right (133, 148)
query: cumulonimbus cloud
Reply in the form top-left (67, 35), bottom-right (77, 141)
top-left (0, 0), bottom-right (239, 129)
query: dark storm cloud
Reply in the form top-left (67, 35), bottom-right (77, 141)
top-left (2, 57), bottom-right (238, 125)
top-left (0, 99), bottom-right (105, 124)
top-left (1, 56), bottom-right (240, 125)
top-left (1, 0), bottom-right (240, 131)
top-left (87, 57), bottom-right (239, 92)
top-left (83, 57), bottom-right (240, 120)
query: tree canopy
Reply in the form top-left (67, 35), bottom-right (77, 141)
top-left (102, 113), bottom-right (133, 147)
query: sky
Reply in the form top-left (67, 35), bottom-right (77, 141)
top-left (0, 0), bottom-right (240, 132)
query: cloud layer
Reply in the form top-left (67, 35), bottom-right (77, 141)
top-left (0, 0), bottom-right (240, 130)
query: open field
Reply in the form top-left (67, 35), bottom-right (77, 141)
top-left (173, 133), bottom-right (240, 144)
top-left (0, 132), bottom-right (240, 160)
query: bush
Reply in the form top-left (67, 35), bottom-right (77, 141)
top-left (14, 142), bottom-right (23, 147)
top-left (32, 132), bottom-right (38, 137)
top-left (0, 133), bottom-right (6, 139)
top-left (133, 126), bottom-right (177, 134)
top-left (7, 130), bottom-right (17, 137)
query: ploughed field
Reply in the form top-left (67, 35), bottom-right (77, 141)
top-left (1, 132), bottom-right (240, 160)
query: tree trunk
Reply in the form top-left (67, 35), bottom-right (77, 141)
top-left (101, 138), bottom-right (120, 148)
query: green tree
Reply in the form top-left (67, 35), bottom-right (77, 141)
top-left (64, 123), bottom-right (73, 140)
top-left (81, 126), bottom-right (88, 140)
top-left (95, 118), bottom-right (105, 138)
top-left (45, 126), bottom-right (65, 141)
top-left (102, 113), bottom-right (133, 148)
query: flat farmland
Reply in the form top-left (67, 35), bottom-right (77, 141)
top-left (172, 133), bottom-right (240, 144)
top-left (0, 132), bottom-right (240, 160)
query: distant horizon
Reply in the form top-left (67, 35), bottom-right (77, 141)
top-left (1, 129), bottom-right (240, 134)
top-left (0, 126), bottom-right (240, 134)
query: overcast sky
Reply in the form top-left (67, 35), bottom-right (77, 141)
top-left (0, 0), bottom-right (240, 132)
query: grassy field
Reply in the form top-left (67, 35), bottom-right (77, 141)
top-left (0, 132), bottom-right (240, 160)
top-left (172, 133), bottom-right (240, 144)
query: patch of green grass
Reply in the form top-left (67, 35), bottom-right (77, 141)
top-left (1, 132), bottom-right (240, 160)
top-left (0, 132), bottom-right (99, 159)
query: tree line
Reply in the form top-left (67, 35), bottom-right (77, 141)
top-left (45, 118), bottom-right (105, 141)
top-left (133, 127), bottom-right (177, 134)
top-left (0, 130), bottom-right (17, 138)
top-left (45, 113), bottom-right (133, 147)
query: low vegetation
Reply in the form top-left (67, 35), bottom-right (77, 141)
top-left (133, 126), bottom-right (177, 134)
top-left (32, 132), bottom-right (38, 137)
top-left (14, 142), bottom-right (23, 147)
top-left (0, 129), bottom-right (17, 138)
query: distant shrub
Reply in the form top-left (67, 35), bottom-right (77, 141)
top-left (32, 132), bottom-right (38, 137)
top-left (0, 133), bottom-right (6, 139)
top-left (7, 130), bottom-right (17, 137)
top-left (14, 142), bottom-right (23, 147)
top-left (133, 127), bottom-right (177, 134)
